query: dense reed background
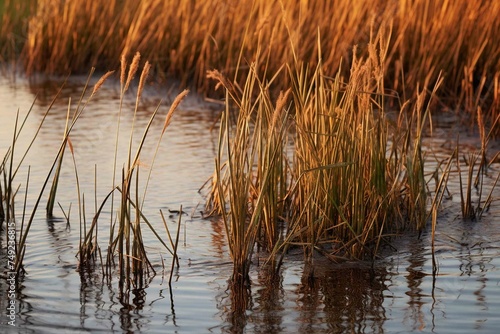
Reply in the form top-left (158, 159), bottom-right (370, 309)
top-left (1, 0), bottom-right (499, 121)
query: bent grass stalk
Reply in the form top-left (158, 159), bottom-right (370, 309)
top-left (46, 98), bottom-right (71, 217)
top-left (160, 207), bottom-right (182, 286)
top-left (1, 86), bottom-right (62, 225)
top-left (428, 150), bottom-right (456, 274)
top-left (141, 89), bottom-right (189, 210)
top-left (0, 92), bottom-right (61, 276)
top-left (46, 70), bottom-right (115, 217)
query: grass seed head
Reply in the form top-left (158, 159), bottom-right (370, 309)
top-left (125, 52), bottom-right (141, 92)
top-left (120, 53), bottom-right (127, 88)
top-left (137, 61), bottom-right (151, 100)
top-left (92, 70), bottom-right (115, 96)
top-left (163, 89), bottom-right (189, 134)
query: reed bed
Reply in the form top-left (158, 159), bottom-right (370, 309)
top-left (205, 27), bottom-right (444, 280)
top-left (0, 0), bottom-right (499, 123)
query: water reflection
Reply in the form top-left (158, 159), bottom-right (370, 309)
top-left (211, 222), bottom-right (500, 334)
top-left (300, 262), bottom-right (387, 333)
top-left (79, 270), bottom-right (108, 329)
top-left (295, 263), bottom-right (322, 333)
top-left (224, 280), bottom-right (252, 334)
top-left (218, 265), bottom-right (284, 334)
top-left (210, 219), bottom-right (227, 259)
top-left (402, 234), bottom-right (435, 332)
top-left (252, 267), bottom-right (285, 333)
top-left (446, 220), bottom-right (499, 331)
top-left (216, 259), bottom-right (390, 334)
top-left (78, 266), bottom-right (157, 332)
top-left (16, 282), bottom-right (35, 334)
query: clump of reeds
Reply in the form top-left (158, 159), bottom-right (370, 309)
top-left (0, 67), bottom-right (116, 276)
top-left (77, 53), bottom-right (188, 305)
top-left (455, 108), bottom-right (500, 220)
top-left (285, 28), bottom-right (438, 264)
top-left (206, 57), bottom-right (294, 279)
top-left (205, 26), bottom-right (448, 279)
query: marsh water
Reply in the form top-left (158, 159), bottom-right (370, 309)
top-left (0, 74), bottom-right (499, 333)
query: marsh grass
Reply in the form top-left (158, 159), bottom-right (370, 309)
top-left (286, 31), bottom-right (443, 264)
top-left (76, 54), bottom-right (188, 304)
top-left (1, 108), bottom-right (36, 274)
top-left (0, 56), bottom-right (186, 298)
top-left (1, 0), bottom-right (499, 124)
top-left (0, 85), bottom-right (60, 226)
top-left (3, 67), bottom-right (112, 275)
top-left (206, 60), bottom-right (294, 280)
top-left (204, 27), bottom-right (454, 279)
top-left (206, 22), bottom-right (495, 282)
top-left (455, 108), bottom-right (500, 221)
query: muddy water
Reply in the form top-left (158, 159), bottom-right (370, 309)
top-left (0, 75), bottom-right (499, 333)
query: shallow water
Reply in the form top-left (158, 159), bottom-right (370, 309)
top-left (0, 74), bottom-right (499, 333)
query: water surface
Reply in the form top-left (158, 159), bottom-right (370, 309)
top-left (0, 74), bottom-right (499, 333)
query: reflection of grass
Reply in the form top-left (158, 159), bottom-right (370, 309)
top-left (1, 0), bottom-right (499, 125)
